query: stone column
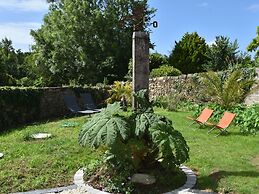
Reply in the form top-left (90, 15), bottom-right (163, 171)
top-left (132, 31), bottom-right (150, 109)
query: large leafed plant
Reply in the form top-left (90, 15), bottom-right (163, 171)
top-left (79, 90), bottom-right (189, 171)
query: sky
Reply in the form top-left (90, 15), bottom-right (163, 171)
top-left (0, 0), bottom-right (258, 56)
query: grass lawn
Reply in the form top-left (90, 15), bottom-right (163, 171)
top-left (156, 109), bottom-right (259, 194)
top-left (0, 116), bottom-right (102, 194)
top-left (0, 110), bottom-right (258, 194)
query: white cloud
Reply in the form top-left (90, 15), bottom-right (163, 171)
top-left (207, 40), bottom-right (215, 46)
top-left (198, 2), bottom-right (209, 7)
top-left (0, 0), bottom-right (48, 12)
top-left (0, 22), bottom-right (41, 51)
top-left (247, 4), bottom-right (259, 12)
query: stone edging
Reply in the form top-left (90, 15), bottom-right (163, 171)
top-left (10, 185), bottom-right (77, 194)
top-left (74, 165), bottom-right (197, 194)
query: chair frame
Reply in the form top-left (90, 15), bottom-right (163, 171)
top-left (63, 94), bottom-right (99, 115)
top-left (80, 92), bottom-right (102, 112)
top-left (207, 112), bottom-right (236, 137)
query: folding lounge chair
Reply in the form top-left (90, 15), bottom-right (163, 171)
top-left (207, 112), bottom-right (236, 137)
top-left (187, 108), bottom-right (214, 126)
top-left (63, 94), bottom-right (99, 115)
top-left (80, 93), bottom-right (102, 112)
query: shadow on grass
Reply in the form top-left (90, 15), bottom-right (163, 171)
top-left (196, 170), bottom-right (259, 192)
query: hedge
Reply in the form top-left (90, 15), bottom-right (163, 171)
top-left (0, 86), bottom-right (109, 132)
top-left (0, 87), bottom-right (42, 131)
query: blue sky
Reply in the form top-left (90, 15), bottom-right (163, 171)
top-left (0, 0), bottom-right (258, 56)
top-left (149, 0), bottom-right (259, 56)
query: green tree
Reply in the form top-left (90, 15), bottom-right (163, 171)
top-left (207, 36), bottom-right (239, 71)
top-left (168, 32), bottom-right (209, 74)
top-left (0, 38), bottom-right (19, 85)
top-left (31, 0), bottom-right (155, 86)
top-left (149, 52), bottom-right (168, 71)
top-left (247, 26), bottom-right (259, 58)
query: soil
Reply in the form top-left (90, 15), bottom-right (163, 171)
top-left (251, 155), bottom-right (259, 169)
top-left (84, 163), bottom-right (186, 194)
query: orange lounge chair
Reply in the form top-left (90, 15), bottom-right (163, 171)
top-left (207, 112), bottom-right (236, 137)
top-left (187, 108), bottom-right (214, 126)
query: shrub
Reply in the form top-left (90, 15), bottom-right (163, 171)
top-left (79, 90), bottom-right (189, 173)
top-left (150, 65), bottom-right (182, 77)
top-left (0, 87), bottom-right (42, 131)
top-left (106, 81), bottom-right (132, 106)
top-left (154, 96), bottom-right (199, 112)
top-left (0, 86), bottom-right (109, 132)
top-left (199, 70), bottom-right (255, 108)
top-left (149, 52), bottom-right (168, 71)
top-left (193, 103), bottom-right (259, 135)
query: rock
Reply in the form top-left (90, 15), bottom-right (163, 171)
top-left (0, 153), bottom-right (3, 158)
top-left (31, 133), bottom-right (52, 139)
top-left (131, 173), bottom-right (156, 185)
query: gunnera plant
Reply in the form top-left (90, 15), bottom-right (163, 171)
top-left (78, 90), bottom-right (189, 192)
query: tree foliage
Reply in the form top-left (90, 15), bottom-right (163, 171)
top-left (247, 26), bottom-right (259, 59)
top-left (0, 38), bottom-right (18, 85)
top-left (168, 32), bottom-right (209, 74)
top-left (0, 38), bottom-right (37, 86)
top-left (149, 52), bottom-right (168, 71)
top-left (31, 0), bottom-right (155, 86)
top-left (207, 36), bottom-right (239, 71)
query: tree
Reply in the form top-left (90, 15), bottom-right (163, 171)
top-left (0, 38), bottom-right (19, 85)
top-left (31, 0), bottom-right (155, 86)
top-left (206, 36), bottom-right (239, 71)
top-left (247, 26), bottom-right (259, 58)
top-left (149, 52), bottom-right (168, 71)
top-left (168, 32), bottom-right (209, 74)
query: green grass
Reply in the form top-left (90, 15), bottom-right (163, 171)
top-left (0, 116), bottom-right (102, 194)
top-left (156, 109), bottom-right (259, 194)
top-left (1, 111), bottom-right (258, 194)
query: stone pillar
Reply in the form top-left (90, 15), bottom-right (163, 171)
top-left (132, 31), bottom-right (150, 109)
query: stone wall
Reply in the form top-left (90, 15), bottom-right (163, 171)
top-left (149, 68), bottom-right (259, 105)
top-left (244, 68), bottom-right (259, 105)
top-left (149, 73), bottom-right (203, 102)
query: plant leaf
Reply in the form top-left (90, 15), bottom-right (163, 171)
top-left (149, 122), bottom-right (189, 167)
top-left (79, 103), bottom-right (129, 148)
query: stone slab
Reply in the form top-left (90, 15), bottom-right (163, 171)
top-left (31, 133), bottom-right (52, 139)
top-left (11, 185), bottom-right (77, 194)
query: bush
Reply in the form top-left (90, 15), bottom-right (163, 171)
top-left (199, 70), bottom-right (255, 108)
top-left (149, 53), bottom-right (168, 71)
top-left (150, 65), bottom-right (182, 77)
top-left (79, 90), bottom-right (189, 174)
top-left (0, 86), bottom-right (109, 132)
top-left (193, 103), bottom-right (259, 135)
top-left (106, 81), bottom-right (132, 106)
top-left (0, 87), bottom-right (42, 131)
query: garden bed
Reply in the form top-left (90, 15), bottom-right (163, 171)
top-left (83, 162), bottom-right (186, 194)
